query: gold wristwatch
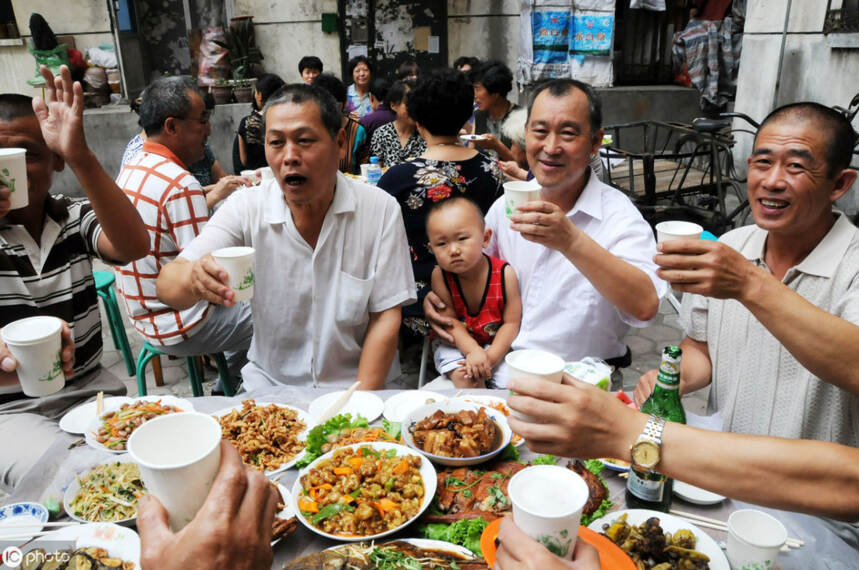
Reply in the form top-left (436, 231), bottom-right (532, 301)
top-left (630, 415), bottom-right (666, 472)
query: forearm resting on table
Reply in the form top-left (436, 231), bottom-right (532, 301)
top-left (156, 258), bottom-right (199, 310)
top-left (741, 272), bottom-right (859, 397)
top-left (564, 233), bottom-right (659, 322)
top-left (356, 307), bottom-right (401, 390)
top-left (660, 422), bottom-right (859, 521)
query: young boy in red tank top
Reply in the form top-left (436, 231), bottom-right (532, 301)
top-left (427, 197), bottom-right (522, 388)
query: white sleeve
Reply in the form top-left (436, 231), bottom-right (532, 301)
top-left (483, 197), bottom-right (504, 258)
top-left (179, 190), bottom-right (247, 261)
top-left (368, 196), bottom-right (417, 312)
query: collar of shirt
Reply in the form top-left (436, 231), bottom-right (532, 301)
top-left (142, 140), bottom-right (188, 170)
top-left (262, 172), bottom-right (356, 225)
top-left (566, 170), bottom-right (604, 222)
top-left (740, 211), bottom-right (855, 278)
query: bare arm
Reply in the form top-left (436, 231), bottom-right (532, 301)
top-left (430, 267), bottom-right (484, 358)
top-left (211, 159), bottom-right (227, 182)
top-left (485, 265), bottom-right (521, 367)
top-left (33, 65), bottom-right (148, 263)
top-left (238, 134), bottom-right (248, 167)
top-left (634, 336), bottom-right (712, 406)
top-left (157, 256), bottom-right (235, 310)
top-left (507, 375), bottom-right (859, 521)
top-left (204, 175), bottom-right (250, 209)
top-left (513, 201), bottom-right (659, 321)
top-left (356, 306), bottom-right (401, 390)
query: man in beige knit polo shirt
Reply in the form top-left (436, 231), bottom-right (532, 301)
top-left (635, 102), bottom-right (859, 448)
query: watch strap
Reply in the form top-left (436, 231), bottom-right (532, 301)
top-left (642, 414), bottom-right (666, 446)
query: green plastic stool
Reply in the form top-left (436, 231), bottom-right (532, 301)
top-left (135, 341), bottom-right (235, 398)
top-left (93, 271), bottom-right (135, 376)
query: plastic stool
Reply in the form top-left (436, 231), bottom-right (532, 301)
top-left (93, 271), bottom-right (135, 376)
top-left (135, 341), bottom-right (235, 397)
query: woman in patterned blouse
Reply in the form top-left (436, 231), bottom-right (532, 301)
top-left (369, 79), bottom-right (426, 168)
top-left (377, 69), bottom-right (503, 333)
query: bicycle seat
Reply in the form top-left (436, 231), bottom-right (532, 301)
top-left (692, 118), bottom-right (731, 133)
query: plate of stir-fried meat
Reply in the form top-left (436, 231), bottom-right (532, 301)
top-left (402, 400), bottom-right (512, 466)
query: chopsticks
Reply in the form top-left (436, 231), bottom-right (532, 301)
top-left (669, 509), bottom-right (804, 549)
top-left (0, 522), bottom-right (81, 542)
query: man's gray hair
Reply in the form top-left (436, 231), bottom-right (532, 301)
top-left (139, 76), bottom-right (201, 137)
top-left (501, 107), bottom-right (528, 148)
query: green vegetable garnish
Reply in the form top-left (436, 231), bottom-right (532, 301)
top-left (382, 418), bottom-right (401, 439)
top-left (362, 447), bottom-right (381, 458)
top-left (385, 449), bottom-right (397, 458)
top-left (309, 502), bottom-right (355, 524)
top-left (579, 460), bottom-right (613, 526)
top-left (368, 547), bottom-right (422, 570)
top-left (532, 454), bottom-right (557, 465)
top-left (295, 413), bottom-right (369, 468)
top-left (497, 443), bottom-right (520, 462)
top-left (421, 517), bottom-right (489, 555)
top-left (485, 485), bottom-right (509, 507)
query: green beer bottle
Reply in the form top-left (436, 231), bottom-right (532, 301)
top-left (625, 345), bottom-right (686, 511)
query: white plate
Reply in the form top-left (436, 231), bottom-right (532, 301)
top-left (599, 458), bottom-right (630, 472)
top-left (0, 502), bottom-right (48, 541)
top-left (588, 508), bottom-right (729, 570)
top-left (462, 394), bottom-right (524, 447)
top-left (32, 523), bottom-right (141, 569)
top-left (402, 399), bottom-right (513, 467)
top-left (383, 391), bottom-right (444, 423)
top-left (323, 537), bottom-right (475, 560)
top-left (85, 395), bottom-right (195, 453)
top-left (309, 390), bottom-right (384, 424)
top-left (63, 455), bottom-right (141, 526)
top-left (292, 442), bottom-right (436, 542)
top-left (213, 402), bottom-right (311, 475)
top-left (673, 480), bottom-right (726, 505)
top-left (59, 396), bottom-right (132, 434)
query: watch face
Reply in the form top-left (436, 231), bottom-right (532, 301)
top-left (632, 441), bottom-right (659, 469)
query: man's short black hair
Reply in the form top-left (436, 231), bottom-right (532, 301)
top-left (407, 68), bottom-right (474, 137)
top-left (263, 83), bottom-right (343, 140)
top-left (312, 73), bottom-right (347, 106)
top-left (298, 56), bottom-right (323, 74)
top-left (138, 76), bottom-right (201, 137)
top-left (369, 77), bottom-right (391, 103)
top-left (469, 60), bottom-right (513, 97)
top-left (527, 79), bottom-right (603, 137)
top-left (453, 56), bottom-right (479, 71)
top-left (255, 73), bottom-right (286, 109)
top-left (426, 195), bottom-right (486, 231)
top-left (0, 94), bottom-right (35, 122)
top-left (757, 102), bottom-right (858, 178)
top-left (397, 59), bottom-right (419, 80)
top-left (385, 79), bottom-right (414, 108)
top-left (348, 55), bottom-right (374, 77)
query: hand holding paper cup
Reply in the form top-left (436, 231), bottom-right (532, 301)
top-left (503, 180), bottom-right (541, 222)
top-left (505, 349), bottom-right (565, 422)
top-left (508, 465), bottom-right (590, 559)
top-left (212, 246), bottom-right (255, 302)
top-left (0, 148), bottom-right (28, 210)
top-left (240, 169), bottom-right (259, 186)
top-left (128, 412), bottom-right (222, 531)
top-left (1, 316), bottom-right (65, 397)
top-left (655, 220), bottom-right (703, 244)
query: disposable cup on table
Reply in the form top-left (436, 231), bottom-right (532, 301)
top-left (240, 169), bottom-right (259, 186)
top-left (359, 163), bottom-right (370, 179)
top-left (0, 148), bottom-right (28, 210)
top-left (508, 465), bottom-right (590, 559)
top-left (505, 349), bottom-right (565, 422)
top-left (1, 316), bottom-right (64, 397)
top-left (503, 180), bottom-right (541, 222)
top-left (258, 166), bottom-right (275, 181)
top-left (212, 246), bottom-right (255, 302)
top-left (727, 509), bottom-right (787, 570)
top-left (655, 220), bottom-right (703, 244)
top-left (127, 412), bottom-right (222, 531)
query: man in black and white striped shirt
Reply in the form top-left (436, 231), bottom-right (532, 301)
top-left (0, 65), bottom-right (149, 491)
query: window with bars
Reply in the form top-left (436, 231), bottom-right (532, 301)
top-left (824, 0), bottom-right (859, 34)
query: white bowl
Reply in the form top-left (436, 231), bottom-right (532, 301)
top-left (63, 455), bottom-right (142, 527)
top-left (401, 399), bottom-right (513, 466)
top-left (292, 442), bottom-right (436, 542)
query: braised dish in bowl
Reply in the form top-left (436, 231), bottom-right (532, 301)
top-left (402, 400), bottom-right (512, 467)
top-left (292, 442), bottom-right (436, 541)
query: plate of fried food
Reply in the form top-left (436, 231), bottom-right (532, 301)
top-left (214, 399), bottom-right (310, 475)
top-left (402, 399), bottom-right (512, 466)
top-left (293, 442), bottom-right (436, 541)
top-left (462, 395), bottom-right (524, 446)
top-left (63, 455), bottom-right (145, 526)
top-left (86, 396), bottom-right (193, 453)
top-left (284, 539), bottom-right (483, 569)
top-left (588, 509), bottom-right (728, 570)
top-left (26, 523), bottom-right (141, 569)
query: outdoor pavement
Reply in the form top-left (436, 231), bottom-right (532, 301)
top-left (92, 260), bottom-right (709, 415)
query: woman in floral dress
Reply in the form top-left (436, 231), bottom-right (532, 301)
top-left (378, 69), bottom-right (504, 333)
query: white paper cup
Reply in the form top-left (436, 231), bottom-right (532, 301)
top-left (1, 316), bottom-right (64, 397)
top-left (503, 180), bottom-right (542, 221)
top-left (258, 166), bottom-right (275, 181)
top-left (212, 246), bottom-right (255, 302)
top-left (505, 349), bottom-right (565, 422)
top-left (0, 148), bottom-right (28, 210)
top-left (359, 163), bottom-right (371, 179)
top-left (655, 220), bottom-right (703, 243)
top-left (727, 509), bottom-right (787, 570)
top-left (508, 465), bottom-right (590, 559)
top-left (127, 412), bottom-right (222, 531)
top-left (240, 169), bottom-right (259, 185)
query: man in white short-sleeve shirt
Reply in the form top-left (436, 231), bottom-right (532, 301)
top-left (426, 80), bottom-right (666, 387)
top-left (157, 84), bottom-right (415, 390)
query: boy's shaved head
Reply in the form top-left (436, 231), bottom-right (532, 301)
top-left (0, 94), bottom-right (35, 122)
top-left (426, 196), bottom-right (485, 231)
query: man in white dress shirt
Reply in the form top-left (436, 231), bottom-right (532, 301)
top-left (156, 84), bottom-right (416, 390)
top-left (427, 79), bottom-right (666, 387)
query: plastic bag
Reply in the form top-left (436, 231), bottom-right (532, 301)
top-left (563, 358), bottom-right (611, 390)
top-left (87, 46), bottom-right (117, 68)
top-left (197, 26), bottom-right (231, 86)
top-left (27, 43), bottom-right (70, 86)
top-left (629, 0), bottom-right (666, 10)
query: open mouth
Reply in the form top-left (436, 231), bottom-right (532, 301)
top-left (759, 198), bottom-right (789, 210)
top-left (283, 175), bottom-right (307, 186)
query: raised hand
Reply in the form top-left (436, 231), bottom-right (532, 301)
top-left (31, 64), bottom-right (88, 164)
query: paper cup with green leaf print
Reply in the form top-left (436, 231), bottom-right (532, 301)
top-left (1, 316), bottom-right (65, 397)
top-left (0, 148), bottom-right (28, 210)
top-left (508, 465), bottom-right (590, 560)
top-left (212, 246), bottom-right (255, 302)
top-left (503, 179), bottom-right (541, 223)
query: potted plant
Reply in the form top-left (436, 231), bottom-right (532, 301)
top-left (211, 78), bottom-right (232, 105)
top-left (230, 64), bottom-right (255, 103)
top-left (212, 17), bottom-right (263, 88)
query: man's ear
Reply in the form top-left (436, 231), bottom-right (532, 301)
top-left (163, 117), bottom-right (179, 136)
top-left (336, 127), bottom-right (347, 161)
top-left (829, 168), bottom-right (858, 203)
top-left (483, 227), bottom-right (492, 247)
top-left (591, 127), bottom-right (604, 156)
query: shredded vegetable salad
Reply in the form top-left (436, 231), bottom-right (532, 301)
top-left (69, 461), bottom-right (145, 522)
top-left (93, 400), bottom-right (183, 450)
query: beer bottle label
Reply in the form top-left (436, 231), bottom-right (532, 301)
top-left (628, 469), bottom-right (665, 502)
